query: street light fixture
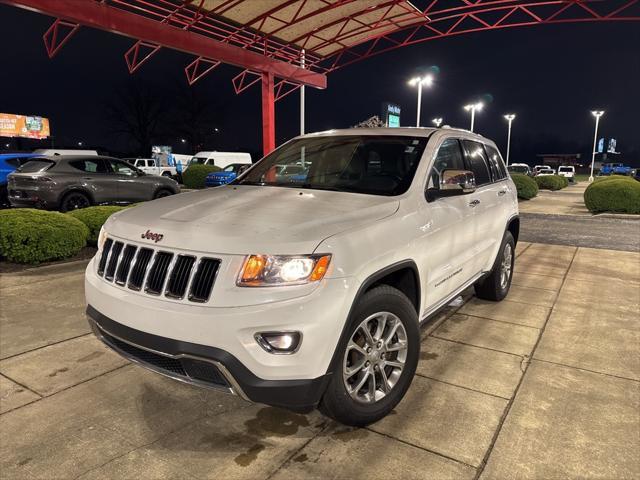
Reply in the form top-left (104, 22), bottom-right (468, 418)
top-left (432, 117), bottom-right (443, 128)
top-left (408, 74), bottom-right (434, 127)
top-left (503, 114), bottom-right (516, 166)
top-left (463, 102), bottom-right (483, 132)
top-left (589, 110), bottom-right (605, 182)
top-left (77, 141), bottom-right (83, 147)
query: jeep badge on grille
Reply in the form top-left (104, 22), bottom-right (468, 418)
top-left (141, 230), bottom-right (164, 243)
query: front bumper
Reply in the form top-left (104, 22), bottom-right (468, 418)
top-left (88, 306), bottom-right (331, 411)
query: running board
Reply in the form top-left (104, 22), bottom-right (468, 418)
top-left (420, 271), bottom-right (487, 323)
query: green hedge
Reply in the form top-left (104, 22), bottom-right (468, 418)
top-left (68, 206), bottom-right (128, 245)
top-left (511, 174), bottom-right (538, 200)
top-left (535, 175), bottom-right (566, 191)
top-left (183, 164), bottom-right (221, 189)
top-left (0, 209), bottom-right (89, 264)
top-left (584, 176), bottom-right (640, 214)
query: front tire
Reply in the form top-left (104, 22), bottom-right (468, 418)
top-left (474, 231), bottom-right (515, 301)
top-left (154, 188), bottom-right (173, 199)
top-left (319, 285), bottom-right (419, 426)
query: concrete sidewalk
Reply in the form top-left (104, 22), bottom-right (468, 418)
top-left (518, 182), bottom-right (590, 216)
top-left (1, 243), bottom-right (639, 479)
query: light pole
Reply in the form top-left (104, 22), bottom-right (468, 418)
top-left (589, 110), bottom-right (604, 182)
top-left (432, 117), bottom-right (443, 128)
top-left (503, 114), bottom-right (516, 166)
top-left (408, 75), bottom-right (433, 127)
top-left (464, 102), bottom-right (483, 132)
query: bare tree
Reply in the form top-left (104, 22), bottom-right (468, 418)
top-left (171, 86), bottom-right (222, 154)
top-left (104, 81), bottom-right (167, 156)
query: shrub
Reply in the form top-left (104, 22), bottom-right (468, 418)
top-left (535, 175), bottom-right (566, 191)
top-left (182, 164), bottom-right (221, 189)
top-left (558, 175), bottom-right (569, 188)
top-left (68, 206), bottom-right (128, 245)
top-left (511, 174), bottom-right (538, 200)
top-left (0, 209), bottom-right (89, 264)
top-left (584, 176), bottom-right (640, 214)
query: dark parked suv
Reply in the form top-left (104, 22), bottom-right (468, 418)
top-left (7, 156), bottom-right (180, 211)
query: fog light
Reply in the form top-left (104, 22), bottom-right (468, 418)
top-left (255, 331), bottom-right (301, 354)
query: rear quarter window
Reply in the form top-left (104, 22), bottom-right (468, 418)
top-left (18, 160), bottom-right (55, 173)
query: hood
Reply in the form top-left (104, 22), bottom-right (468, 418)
top-left (106, 185), bottom-right (399, 254)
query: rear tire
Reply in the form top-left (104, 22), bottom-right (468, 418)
top-left (154, 188), bottom-right (173, 199)
top-left (60, 191), bottom-right (90, 212)
top-left (319, 285), bottom-right (419, 427)
top-left (474, 231), bottom-right (515, 301)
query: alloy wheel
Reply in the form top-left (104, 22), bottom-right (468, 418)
top-left (65, 193), bottom-right (89, 210)
top-left (500, 243), bottom-right (513, 289)
top-left (343, 312), bottom-right (408, 404)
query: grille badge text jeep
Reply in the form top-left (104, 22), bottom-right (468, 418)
top-left (141, 230), bottom-right (164, 243)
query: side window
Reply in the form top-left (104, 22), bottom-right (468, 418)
top-left (109, 159), bottom-right (137, 176)
top-left (461, 140), bottom-right (491, 186)
top-left (484, 144), bottom-right (507, 180)
top-left (69, 159), bottom-right (108, 173)
top-left (427, 138), bottom-right (465, 189)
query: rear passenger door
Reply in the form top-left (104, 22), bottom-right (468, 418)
top-left (67, 158), bottom-right (113, 203)
top-left (461, 140), bottom-right (507, 272)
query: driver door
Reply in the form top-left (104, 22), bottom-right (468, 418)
top-left (417, 137), bottom-right (480, 311)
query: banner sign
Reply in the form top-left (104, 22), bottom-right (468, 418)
top-left (0, 113), bottom-right (50, 139)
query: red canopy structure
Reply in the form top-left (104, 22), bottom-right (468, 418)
top-left (3, 0), bottom-right (639, 154)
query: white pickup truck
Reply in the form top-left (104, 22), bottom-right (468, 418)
top-left (127, 158), bottom-right (176, 177)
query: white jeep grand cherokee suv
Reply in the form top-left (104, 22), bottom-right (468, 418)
top-left (86, 128), bottom-right (519, 426)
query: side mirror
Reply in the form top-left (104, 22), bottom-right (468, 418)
top-left (426, 169), bottom-right (476, 201)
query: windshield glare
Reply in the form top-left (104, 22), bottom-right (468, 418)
top-left (235, 135), bottom-right (428, 196)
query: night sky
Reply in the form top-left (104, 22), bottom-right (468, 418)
top-left (1, 4), bottom-right (639, 165)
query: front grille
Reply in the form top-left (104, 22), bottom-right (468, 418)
top-left (96, 237), bottom-right (220, 303)
top-left (100, 329), bottom-right (228, 387)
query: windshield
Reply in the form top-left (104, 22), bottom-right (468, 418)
top-left (191, 157), bottom-right (208, 165)
top-left (235, 135), bottom-right (428, 196)
top-left (509, 166), bottom-right (528, 173)
top-left (17, 160), bottom-right (55, 173)
top-left (558, 167), bottom-right (572, 172)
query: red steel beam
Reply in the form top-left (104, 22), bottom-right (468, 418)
top-left (261, 72), bottom-right (275, 156)
top-left (3, 0), bottom-right (326, 89)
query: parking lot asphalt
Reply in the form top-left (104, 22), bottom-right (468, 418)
top-left (520, 213), bottom-right (640, 252)
top-left (1, 242), bottom-right (639, 479)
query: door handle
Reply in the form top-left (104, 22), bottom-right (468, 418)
top-left (468, 199), bottom-right (480, 207)
top-left (498, 190), bottom-right (507, 196)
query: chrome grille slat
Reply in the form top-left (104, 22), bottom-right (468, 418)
top-left (105, 241), bottom-right (124, 281)
top-left (128, 248), bottom-right (153, 291)
top-left (97, 239), bottom-right (113, 276)
top-left (115, 245), bottom-right (137, 285)
top-left (165, 255), bottom-right (196, 299)
top-left (100, 237), bottom-right (219, 303)
top-left (145, 252), bottom-right (173, 295)
top-left (189, 258), bottom-right (220, 303)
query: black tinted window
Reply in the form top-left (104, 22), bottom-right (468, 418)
top-left (69, 159), bottom-right (108, 173)
top-left (484, 144), bottom-right (507, 180)
top-left (108, 159), bottom-right (138, 176)
top-left (462, 140), bottom-right (491, 185)
top-left (428, 138), bottom-right (465, 188)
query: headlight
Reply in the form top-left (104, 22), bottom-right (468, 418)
top-left (97, 227), bottom-right (108, 251)
top-left (238, 254), bottom-right (331, 287)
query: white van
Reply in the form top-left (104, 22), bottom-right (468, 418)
top-left (33, 149), bottom-right (98, 156)
top-left (190, 151), bottom-right (251, 169)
